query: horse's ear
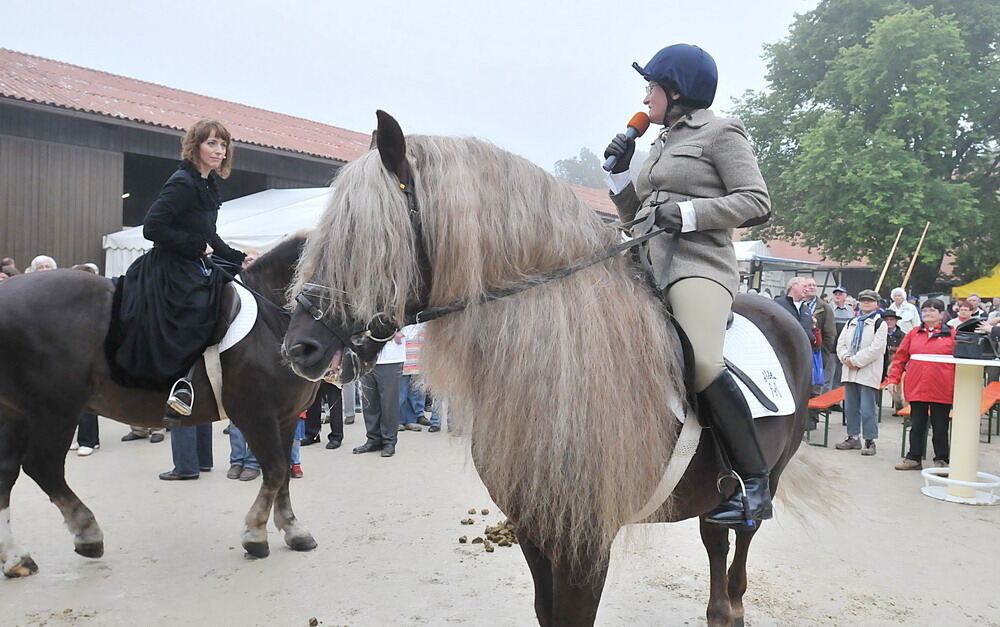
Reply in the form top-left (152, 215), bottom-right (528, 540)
top-left (375, 110), bottom-right (411, 185)
top-left (369, 130), bottom-right (378, 150)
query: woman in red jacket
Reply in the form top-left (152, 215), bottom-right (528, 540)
top-left (885, 298), bottom-right (955, 470)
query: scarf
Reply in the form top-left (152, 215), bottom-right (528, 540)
top-left (850, 311), bottom-right (880, 355)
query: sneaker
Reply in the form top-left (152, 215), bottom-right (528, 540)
top-left (417, 415), bottom-right (432, 426)
top-left (149, 432), bottom-right (164, 443)
top-left (894, 459), bottom-right (922, 471)
top-left (290, 464), bottom-right (304, 479)
top-left (404, 423), bottom-right (423, 431)
top-left (69, 441), bottom-right (80, 451)
top-left (428, 425), bottom-right (441, 433)
top-left (226, 464), bottom-right (244, 479)
top-left (861, 440), bottom-right (876, 456)
top-left (934, 459), bottom-right (948, 468)
top-left (77, 446), bottom-right (95, 456)
top-left (835, 436), bottom-right (862, 450)
top-left (238, 467), bottom-right (261, 481)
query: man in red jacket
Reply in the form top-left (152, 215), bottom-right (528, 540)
top-left (884, 298), bottom-right (955, 470)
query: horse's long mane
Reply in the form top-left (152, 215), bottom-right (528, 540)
top-left (292, 137), bottom-right (685, 579)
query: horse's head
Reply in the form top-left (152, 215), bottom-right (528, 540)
top-left (283, 111), bottom-right (426, 384)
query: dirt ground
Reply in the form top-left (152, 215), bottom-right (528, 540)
top-left (3, 411), bottom-right (999, 626)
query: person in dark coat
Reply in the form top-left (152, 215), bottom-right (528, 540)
top-left (107, 119), bottom-right (245, 424)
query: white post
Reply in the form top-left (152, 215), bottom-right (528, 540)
top-left (948, 364), bottom-right (982, 499)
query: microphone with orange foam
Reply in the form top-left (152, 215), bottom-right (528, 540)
top-left (602, 112), bottom-right (650, 172)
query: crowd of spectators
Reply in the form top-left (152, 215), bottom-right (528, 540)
top-left (775, 277), bottom-right (999, 469)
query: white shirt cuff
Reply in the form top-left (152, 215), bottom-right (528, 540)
top-left (605, 170), bottom-right (632, 195)
top-left (678, 200), bottom-right (697, 233)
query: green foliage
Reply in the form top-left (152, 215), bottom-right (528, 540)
top-left (554, 147), bottom-right (606, 189)
top-left (734, 0), bottom-right (999, 292)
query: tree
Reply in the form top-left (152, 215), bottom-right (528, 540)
top-left (733, 1), bottom-right (999, 293)
top-left (554, 147), bottom-right (606, 188)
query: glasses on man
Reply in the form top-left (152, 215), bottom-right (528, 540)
top-left (645, 83), bottom-right (655, 96)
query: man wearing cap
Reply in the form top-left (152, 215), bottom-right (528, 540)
top-left (826, 286), bottom-right (855, 392)
top-left (834, 289), bottom-right (888, 455)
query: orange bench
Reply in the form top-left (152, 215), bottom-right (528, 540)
top-left (805, 387), bottom-right (845, 447)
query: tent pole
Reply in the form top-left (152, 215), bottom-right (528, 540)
top-left (874, 227), bottom-right (904, 294)
top-left (901, 222), bottom-right (931, 290)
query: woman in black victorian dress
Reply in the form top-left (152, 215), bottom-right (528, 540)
top-left (107, 119), bottom-right (245, 421)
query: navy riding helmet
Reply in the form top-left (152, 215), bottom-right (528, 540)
top-left (633, 44), bottom-right (718, 108)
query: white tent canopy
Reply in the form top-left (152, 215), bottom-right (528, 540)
top-left (102, 188), bottom-right (332, 276)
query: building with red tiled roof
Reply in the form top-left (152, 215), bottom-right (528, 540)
top-left (0, 48), bottom-right (618, 268)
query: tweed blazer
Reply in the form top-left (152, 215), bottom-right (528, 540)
top-left (610, 109), bottom-right (770, 295)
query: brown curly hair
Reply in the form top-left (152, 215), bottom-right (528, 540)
top-left (181, 119), bottom-right (234, 179)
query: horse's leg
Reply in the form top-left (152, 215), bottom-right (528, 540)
top-left (549, 555), bottom-right (609, 626)
top-left (19, 419), bottom-right (104, 560)
top-left (699, 517), bottom-right (733, 627)
top-left (726, 526), bottom-right (758, 627)
top-left (519, 535), bottom-right (554, 626)
top-left (234, 414), bottom-right (288, 558)
top-left (271, 416), bottom-right (316, 552)
top-left (0, 418), bottom-right (38, 577)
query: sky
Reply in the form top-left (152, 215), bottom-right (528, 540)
top-left (3, 0), bottom-right (818, 171)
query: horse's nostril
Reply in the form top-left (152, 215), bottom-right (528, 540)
top-left (286, 341), bottom-right (319, 361)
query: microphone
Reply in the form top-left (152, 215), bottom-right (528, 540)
top-left (602, 112), bottom-right (650, 172)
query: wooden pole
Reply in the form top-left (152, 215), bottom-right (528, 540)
top-left (874, 227), bottom-right (904, 294)
top-left (901, 221), bottom-right (931, 290)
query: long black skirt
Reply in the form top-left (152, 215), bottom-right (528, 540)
top-left (106, 248), bottom-right (229, 389)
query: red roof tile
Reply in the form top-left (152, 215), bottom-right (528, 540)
top-left (0, 48), bottom-right (371, 162)
top-left (569, 184), bottom-right (616, 216)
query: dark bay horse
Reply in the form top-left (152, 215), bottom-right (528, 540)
top-left (281, 112), bottom-right (811, 626)
top-left (0, 235), bottom-right (319, 578)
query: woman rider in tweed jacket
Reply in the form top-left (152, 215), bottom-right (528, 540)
top-left (604, 44), bottom-right (772, 525)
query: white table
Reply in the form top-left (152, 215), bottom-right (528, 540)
top-left (911, 354), bottom-right (1000, 505)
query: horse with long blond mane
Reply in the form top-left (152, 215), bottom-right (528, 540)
top-left (282, 111), bottom-right (811, 627)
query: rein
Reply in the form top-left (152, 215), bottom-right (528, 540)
top-left (205, 256), bottom-right (290, 318)
top-left (406, 223), bottom-right (671, 324)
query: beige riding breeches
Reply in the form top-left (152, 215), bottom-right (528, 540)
top-left (666, 278), bottom-right (733, 392)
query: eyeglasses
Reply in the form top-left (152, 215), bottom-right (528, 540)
top-left (645, 83), bottom-right (655, 96)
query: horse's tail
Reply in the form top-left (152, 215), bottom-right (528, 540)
top-left (772, 447), bottom-right (846, 523)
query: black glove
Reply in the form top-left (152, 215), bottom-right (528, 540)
top-left (653, 202), bottom-right (683, 232)
top-left (603, 133), bottom-right (635, 174)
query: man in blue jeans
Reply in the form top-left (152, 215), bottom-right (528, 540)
top-left (158, 423), bottom-right (212, 480)
top-left (227, 423), bottom-right (261, 481)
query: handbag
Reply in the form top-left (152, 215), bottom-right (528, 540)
top-left (811, 350), bottom-right (825, 385)
top-left (952, 317), bottom-right (994, 359)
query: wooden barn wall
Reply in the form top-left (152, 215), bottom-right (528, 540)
top-left (0, 134), bottom-right (122, 269)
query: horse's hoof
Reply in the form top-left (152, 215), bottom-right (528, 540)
top-left (286, 534), bottom-right (318, 552)
top-left (74, 541), bottom-right (105, 559)
top-left (3, 555), bottom-right (39, 578)
top-left (243, 540), bottom-right (270, 559)
top-left (732, 618), bottom-right (745, 627)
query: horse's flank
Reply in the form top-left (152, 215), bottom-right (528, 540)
top-left (293, 136), bottom-right (687, 578)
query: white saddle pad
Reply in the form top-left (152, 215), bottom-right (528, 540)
top-left (723, 312), bottom-right (795, 419)
top-left (219, 281), bottom-right (258, 353)
top-left (203, 282), bottom-right (258, 421)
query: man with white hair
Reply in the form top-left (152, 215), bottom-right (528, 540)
top-left (888, 287), bottom-right (920, 332)
top-left (26, 255), bottom-right (57, 273)
top-left (965, 293), bottom-right (987, 317)
top-left (774, 276), bottom-right (813, 340)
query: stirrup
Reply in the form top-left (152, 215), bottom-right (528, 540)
top-left (706, 471), bottom-right (770, 527)
top-left (166, 378), bottom-right (194, 417)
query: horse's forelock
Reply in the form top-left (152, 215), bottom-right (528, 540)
top-left (289, 151), bottom-right (421, 324)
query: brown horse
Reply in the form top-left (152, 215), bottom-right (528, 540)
top-left (0, 235), bottom-right (319, 578)
top-left (282, 112), bottom-right (811, 626)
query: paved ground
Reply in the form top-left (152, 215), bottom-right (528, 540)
top-left (3, 410), bottom-right (999, 626)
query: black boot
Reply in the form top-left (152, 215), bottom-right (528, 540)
top-left (698, 371), bottom-right (773, 526)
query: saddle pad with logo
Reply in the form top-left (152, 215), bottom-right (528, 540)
top-left (723, 312), bottom-right (795, 418)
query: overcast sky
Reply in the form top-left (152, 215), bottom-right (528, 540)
top-left (3, 0), bottom-right (817, 171)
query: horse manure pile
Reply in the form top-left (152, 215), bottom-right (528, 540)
top-left (457, 508), bottom-right (518, 553)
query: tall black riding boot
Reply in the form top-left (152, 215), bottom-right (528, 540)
top-left (699, 370), bottom-right (773, 525)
